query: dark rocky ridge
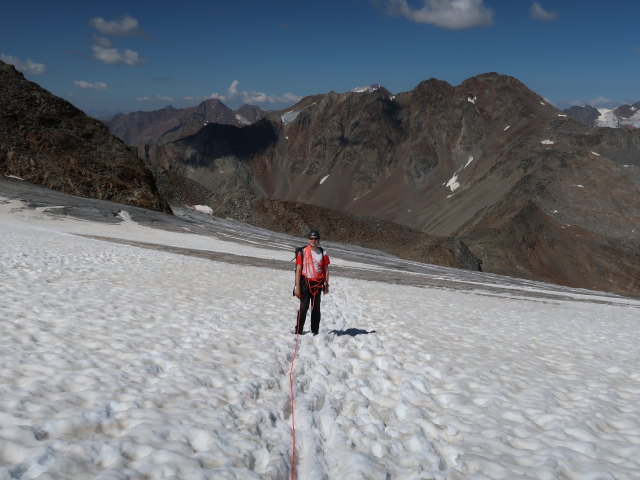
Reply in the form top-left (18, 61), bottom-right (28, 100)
top-left (0, 61), bottom-right (169, 213)
top-left (105, 100), bottom-right (267, 147)
top-left (143, 73), bottom-right (640, 296)
top-left (563, 105), bottom-right (601, 127)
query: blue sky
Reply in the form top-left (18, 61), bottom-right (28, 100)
top-left (2, 1), bottom-right (639, 117)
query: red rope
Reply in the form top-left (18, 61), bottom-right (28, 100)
top-left (289, 309), bottom-right (300, 480)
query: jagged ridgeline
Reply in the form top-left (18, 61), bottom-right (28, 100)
top-left (141, 73), bottom-right (640, 297)
top-left (0, 61), bottom-right (170, 213)
top-left (105, 101), bottom-right (267, 147)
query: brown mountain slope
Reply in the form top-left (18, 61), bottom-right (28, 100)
top-left (144, 163), bottom-right (482, 270)
top-left (0, 61), bottom-right (169, 213)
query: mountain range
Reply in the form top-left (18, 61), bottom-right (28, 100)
top-left (2, 58), bottom-right (638, 296)
top-left (141, 73), bottom-right (640, 297)
top-left (0, 60), bottom-right (479, 272)
top-left (105, 101), bottom-right (266, 147)
top-left (564, 102), bottom-right (640, 129)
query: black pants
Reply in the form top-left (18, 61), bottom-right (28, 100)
top-left (295, 278), bottom-right (322, 334)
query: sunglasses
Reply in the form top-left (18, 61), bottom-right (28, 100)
top-left (308, 237), bottom-right (319, 241)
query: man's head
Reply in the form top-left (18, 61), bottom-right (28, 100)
top-left (307, 229), bottom-right (320, 245)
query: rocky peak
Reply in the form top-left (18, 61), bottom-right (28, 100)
top-left (236, 104), bottom-right (267, 124)
top-left (563, 105), bottom-right (600, 127)
top-left (0, 60), bottom-right (170, 212)
top-left (614, 101), bottom-right (640, 119)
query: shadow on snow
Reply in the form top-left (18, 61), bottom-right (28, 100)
top-left (330, 328), bottom-right (377, 337)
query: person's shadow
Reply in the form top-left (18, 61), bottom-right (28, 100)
top-left (330, 328), bottom-right (376, 337)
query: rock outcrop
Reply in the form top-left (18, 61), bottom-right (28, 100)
top-left (0, 61), bottom-right (170, 213)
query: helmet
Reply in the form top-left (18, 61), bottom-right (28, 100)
top-left (307, 229), bottom-right (320, 239)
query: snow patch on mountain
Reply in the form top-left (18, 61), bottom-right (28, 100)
top-left (281, 103), bottom-right (316, 125)
top-left (464, 155), bottom-right (474, 169)
top-left (446, 174), bottom-right (460, 192)
top-left (281, 110), bottom-right (301, 124)
top-left (193, 205), bottom-right (213, 215)
top-left (444, 156), bottom-right (474, 194)
top-left (351, 85), bottom-right (381, 94)
top-left (235, 114), bottom-right (251, 125)
top-left (596, 107), bottom-right (640, 128)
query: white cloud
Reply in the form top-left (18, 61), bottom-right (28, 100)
top-left (589, 96), bottom-right (611, 107)
top-left (74, 80), bottom-right (108, 91)
top-left (530, 2), bottom-right (558, 21)
top-left (228, 79), bottom-right (240, 97)
top-left (242, 91), bottom-right (302, 105)
top-left (0, 53), bottom-right (47, 75)
top-left (208, 80), bottom-right (240, 102)
top-left (208, 80), bottom-right (301, 105)
top-left (88, 14), bottom-right (141, 36)
top-left (386, 0), bottom-right (494, 29)
top-left (93, 35), bottom-right (114, 48)
top-left (91, 45), bottom-right (145, 66)
top-left (566, 96), bottom-right (612, 108)
top-left (88, 15), bottom-right (146, 66)
top-left (136, 95), bottom-right (176, 103)
top-left (242, 91), bottom-right (269, 104)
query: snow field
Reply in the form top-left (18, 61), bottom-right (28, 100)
top-left (1, 221), bottom-right (294, 479)
top-left (2, 209), bottom-right (640, 479)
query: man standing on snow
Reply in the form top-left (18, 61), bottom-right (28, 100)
top-left (294, 230), bottom-right (330, 336)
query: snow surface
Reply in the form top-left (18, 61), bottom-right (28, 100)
top-left (2, 197), bottom-right (640, 479)
top-left (193, 205), bottom-right (213, 215)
